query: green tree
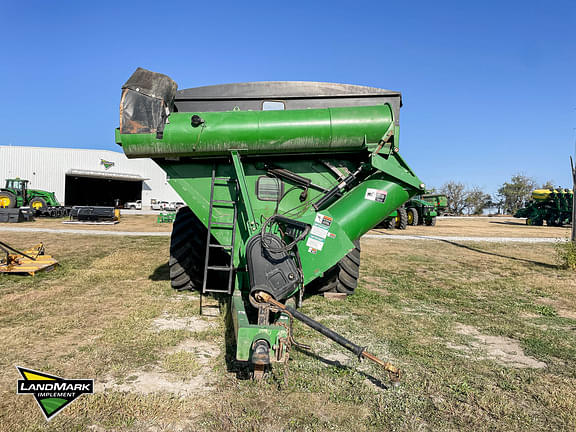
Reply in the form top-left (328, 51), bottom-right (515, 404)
top-left (465, 186), bottom-right (492, 215)
top-left (441, 181), bottom-right (468, 215)
top-left (497, 174), bottom-right (536, 214)
top-left (541, 180), bottom-right (555, 190)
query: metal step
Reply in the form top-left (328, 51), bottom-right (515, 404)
top-left (209, 244), bottom-right (233, 249)
top-left (211, 221), bottom-right (235, 227)
top-left (203, 288), bottom-right (234, 294)
top-left (207, 265), bottom-right (233, 271)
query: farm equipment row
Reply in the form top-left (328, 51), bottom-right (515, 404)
top-left (515, 188), bottom-right (573, 226)
top-left (116, 68), bottom-right (427, 382)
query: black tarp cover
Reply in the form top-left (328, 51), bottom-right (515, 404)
top-left (120, 67), bottom-right (177, 134)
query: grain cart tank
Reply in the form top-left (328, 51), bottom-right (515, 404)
top-left (515, 188), bottom-right (573, 226)
top-left (116, 68), bottom-right (425, 381)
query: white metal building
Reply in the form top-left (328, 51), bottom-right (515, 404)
top-left (0, 145), bottom-right (181, 208)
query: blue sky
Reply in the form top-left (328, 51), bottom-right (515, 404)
top-left (0, 0), bottom-right (574, 195)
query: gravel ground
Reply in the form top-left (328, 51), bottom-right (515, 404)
top-left (363, 234), bottom-right (568, 243)
top-left (0, 226), bottom-right (170, 236)
top-left (0, 225), bottom-right (568, 242)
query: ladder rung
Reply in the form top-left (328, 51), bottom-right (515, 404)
top-left (209, 244), bottom-right (233, 249)
top-left (213, 200), bottom-right (236, 204)
top-left (207, 265), bottom-right (233, 271)
top-left (211, 221), bottom-right (234, 226)
top-left (214, 177), bottom-right (232, 181)
top-left (204, 288), bottom-right (233, 293)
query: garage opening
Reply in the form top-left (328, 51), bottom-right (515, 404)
top-left (65, 174), bottom-right (143, 207)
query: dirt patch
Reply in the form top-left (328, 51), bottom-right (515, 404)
top-left (96, 368), bottom-right (215, 396)
top-left (170, 293), bottom-right (200, 302)
top-left (448, 324), bottom-right (546, 369)
top-left (151, 314), bottom-right (217, 332)
top-left (167, 340), bottom-right (220, 364)
top-left (98, 335), bottom-right (221, 396)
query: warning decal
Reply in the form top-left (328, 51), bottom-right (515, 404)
top-left (306, 214), bottom-right (333, 252)
top-left (365, 188), bottom-right (387, 203)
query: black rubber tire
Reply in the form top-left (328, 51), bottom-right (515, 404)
top-left (29, 197), bottom-right (47, 212)
top-left (407, 208), bottom-right (419, 226)
top-left (382, 217), bottom-right (395, 230)
top-left (0, 191), bottom-right (17, 208)
top-left (426, 216), bottom-right (437, 226)
top-left (169, 206), bottom-right (229, 291)
top-left (395, 208), bottom-right (408, 230)
top-left (307, 239), bottom-right (361, 295)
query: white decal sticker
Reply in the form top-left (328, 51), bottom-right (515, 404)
top-left (365, 188), bottom-right (387, 203)
top-left (306, 236), bottom-right (325, 250)
top-left (306, 213), bottom-right (333, 252)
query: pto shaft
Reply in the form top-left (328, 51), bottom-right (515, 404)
top-left (255, 292), bottom-right (401, 383)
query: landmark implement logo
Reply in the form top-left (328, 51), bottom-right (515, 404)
top-left (100, 159), bottom-right (115, 170)
top-left (16, 366), bottom-right (94, 421)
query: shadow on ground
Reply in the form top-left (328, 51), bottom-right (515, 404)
top-left (294, 347), bottom-right (391, 390)
top-left (489, 221), bottom-right (528, 226)
top-left (439, 239), bottom-right (558, 269)
top-left (149, 262), bottom-right (170, 281)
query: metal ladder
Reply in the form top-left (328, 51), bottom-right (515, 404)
top-left (201, 166), bottom-right (237, 306)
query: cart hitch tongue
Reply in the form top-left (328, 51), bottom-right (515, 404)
top-left (255, 292), bottom-right (401, 385)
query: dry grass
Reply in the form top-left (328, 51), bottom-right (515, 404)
top-left (371, 217), bottom-right (570, 238)
top-left (0, 230), bottom-right (575, 431)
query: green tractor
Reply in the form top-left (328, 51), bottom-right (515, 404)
top-left (515, 188), bottom-right (573, 226)
top-left (405, 197), bottom-right (438, 226)
top-left (0, 178), bottom-right (61, 213)
top-left (377, 207), bottom-right (408, 230)
top-left (116, 68), bottom-right (427, 381)
top-left (378, 193), bottom-right (446, 230)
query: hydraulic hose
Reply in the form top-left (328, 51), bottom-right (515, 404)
top-left (312, 164), bottom-right (366, 211)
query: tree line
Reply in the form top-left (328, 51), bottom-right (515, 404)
top-left (437, 174), bottom-right (555, 215)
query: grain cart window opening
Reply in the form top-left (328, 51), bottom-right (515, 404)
top-left (262, 101), bottom-right (285, 111)
top-left (256, 176), bottom-right (283, 201)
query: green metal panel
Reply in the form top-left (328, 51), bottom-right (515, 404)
top-left (231, 285), bottom-right (289, 362)
top-left (27, 190), bottom-right (60, 206)
top-left (120, 105), bottom-right (393, 158)
top-left (160, 152), bottom-right (423, 286)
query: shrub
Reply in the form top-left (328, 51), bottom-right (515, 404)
top-left (555, 241), bottom-right (576, 270)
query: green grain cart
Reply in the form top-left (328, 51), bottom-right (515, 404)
top-left (116, 68), bottom-right (426, 381)
top-left (0, 178), bottom-right (64, 215)
top-left (515, 188), bottom-right (573, 226)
